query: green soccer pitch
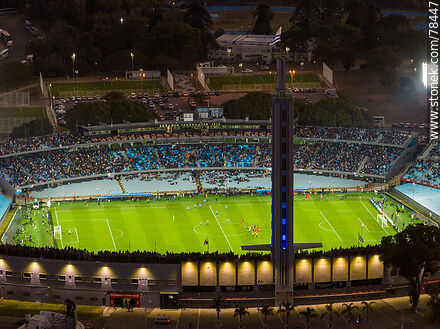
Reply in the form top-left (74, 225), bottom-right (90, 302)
top-left (20, 192), bottom-right (402, 254)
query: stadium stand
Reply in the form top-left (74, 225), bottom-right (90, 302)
top-left (0, 194), bottom-right (11, 221)
top-left (0, 126), bottom-right (414, 189)
top-left (401, 141), bottom-right (439, 189)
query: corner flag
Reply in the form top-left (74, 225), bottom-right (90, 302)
top-left (269, 26), bottom-right (282, 46)
top-left (203, 237), bottom-right (209, 245)
top-left (358, 232), bottom-right (364, 243)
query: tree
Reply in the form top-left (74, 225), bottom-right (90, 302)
top-left (424, 283), bottom-right (440, 325)
top-left (364, 46), bottom-right (399, 71)
top-left (10, 119), bottom-right (53, 138)
top-left (184, 0), bottom-right (212, 30)
top-left (381, 224), bottom-right (440, 312)
top-left (340, 47), bottom-right (358, 71)
top-left (252, 3), bottom-right (274, 35)
top-left (360, 301), bottom-right (375, 322)
top-left (233, 305), bottom-right (250, 329)
top-left (299, 307), bottom-right (317, 329)
top-left (211, 295), bottom-right (226, 328)
top-left (341, 303), bottom-right (359, 326)
top-left (289, 0), bottom-right (320, 37)
top-left (222, 92), bottom-right (272, 120)
top-left (321, 303), bottom-right (340, 328)
top-left (259, 305), bottom-right (274, 329)
top-left (380, 70), bottom-right (397, 94)
top-left (277, 301), bottom-right (295, 329)
top-left (295, 98), bottom-right (372, 128)
top-left (398, 76), bottom-right (415, 94)
top-left (65, 97), bottom-right (156, 131)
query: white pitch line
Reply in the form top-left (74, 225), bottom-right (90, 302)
top-left (74, 228), bottom-right (80, 244)
top-left (209, 205), bottom-right (234, 253)
top-left (54, 208), bottom-right (63, 249)
top-left (105, 218), bottom-right (117, 251)
top-left (360, 200), bottom-right (389, 234)
top-left (320, 211), bottom-right (342, 242)
top-left (357, 218), bottom-right (370, 232)
top-left (54, 208), bottom-right (60, 226)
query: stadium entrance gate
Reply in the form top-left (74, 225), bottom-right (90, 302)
top-left (109, 292), bottom-right (140, 308)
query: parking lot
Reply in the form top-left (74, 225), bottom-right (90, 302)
top-left (52, 90), bottom-right (250, 126)
top-left (77, 296), bottom-right (429, 329)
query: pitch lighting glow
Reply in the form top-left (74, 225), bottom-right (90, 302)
top-left (422, 62), bottom-right (428, 88)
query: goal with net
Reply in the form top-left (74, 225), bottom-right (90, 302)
top-left (377, 214), bottom-right (388, 228)
top-left (54, 226), bottom-right (62, 241)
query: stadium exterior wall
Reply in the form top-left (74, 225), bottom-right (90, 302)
top-left (0, 253), bottom-right (415, 308)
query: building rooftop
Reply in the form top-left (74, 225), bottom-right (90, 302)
top-left (216, 33), bottom-right (273, 46)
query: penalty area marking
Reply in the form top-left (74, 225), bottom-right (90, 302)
top-left (320, 211), bottom-right (342, 242)
top-left (105, 218), bottom-right (117, 250)
top-left (209, 205), bottom-right (234, 253)
top-left (359, 199), bottom-right (389, 234)
top-left (357, 218), bottom-right (370, 232)
top-left (318, 220), bottom-right (333, 232)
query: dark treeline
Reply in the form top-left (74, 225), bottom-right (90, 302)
top-left (223, 92), bottom-right (372, 127)
top-left (205, 0), bottom-right (426, 10)
top-left (281, 0), bottom-right (426, 71)
top-left (21, 0), bottom-right (216, 76)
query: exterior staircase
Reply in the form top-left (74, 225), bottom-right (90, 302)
top-left (117, 178), bottom-right (127, 194)
top-left (356, 156), bottom-right (369, 173)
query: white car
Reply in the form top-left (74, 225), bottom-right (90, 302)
top-left (154, 315), bottom-right (170, 324)
top-left (242, 69), bottom-right (253, 74)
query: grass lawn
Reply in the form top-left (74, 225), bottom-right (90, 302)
top-left (0, 107), bottom-right (45, 119)
top-left (7, 193), bottom-right (407, 254)
top-left (212, 11), bottom-right (292, 32)
top-left (0, 299), bottom-right (101, 319)
top-left (50, 80), bottom-right (165, 98)
top-left (207, 73), bottom-right (325, 91)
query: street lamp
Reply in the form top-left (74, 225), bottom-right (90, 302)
top-left (71, 53), bottom-right (76, 79)
top-left (120, 17), bottom-right (124, 25)
top-left (226, 47), bottom-right (232, 67)
top-left (289, 70), bottom-right (295, 88)
top-left (285, 47), bottom-right (290, 60)
top-left (130, 52), bottom-right (134, 73)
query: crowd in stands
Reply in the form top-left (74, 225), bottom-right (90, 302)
top-left (199, 170), bottom-right (269, 189)
top-left (296, 127), bottom-right (412, 145)
top-left (0, 140), bottom-right (403, 187)
top-left (421, 163), bottom-right (440, 186)
top-left (403, 159), bottom-right (431, 181)
top-left (0, 127), bottom-right (411, 157)
top-left (428, 142), bottom-right (440, 158)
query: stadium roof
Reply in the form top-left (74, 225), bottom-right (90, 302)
top-left (79, 119), bottom-right (271, 132)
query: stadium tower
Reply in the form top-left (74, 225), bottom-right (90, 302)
top-left (242, 56), bottom-right (321, 304)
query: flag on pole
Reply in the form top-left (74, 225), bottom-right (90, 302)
top-left (269, 26), bottom-right (282, 45)
top-left (358, 232), bottom-right (364, 243)
top-left (203, 237), bottom-right (209, 245)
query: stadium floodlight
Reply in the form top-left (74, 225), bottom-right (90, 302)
top-left (422, 62), bottom-right (428, 88)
